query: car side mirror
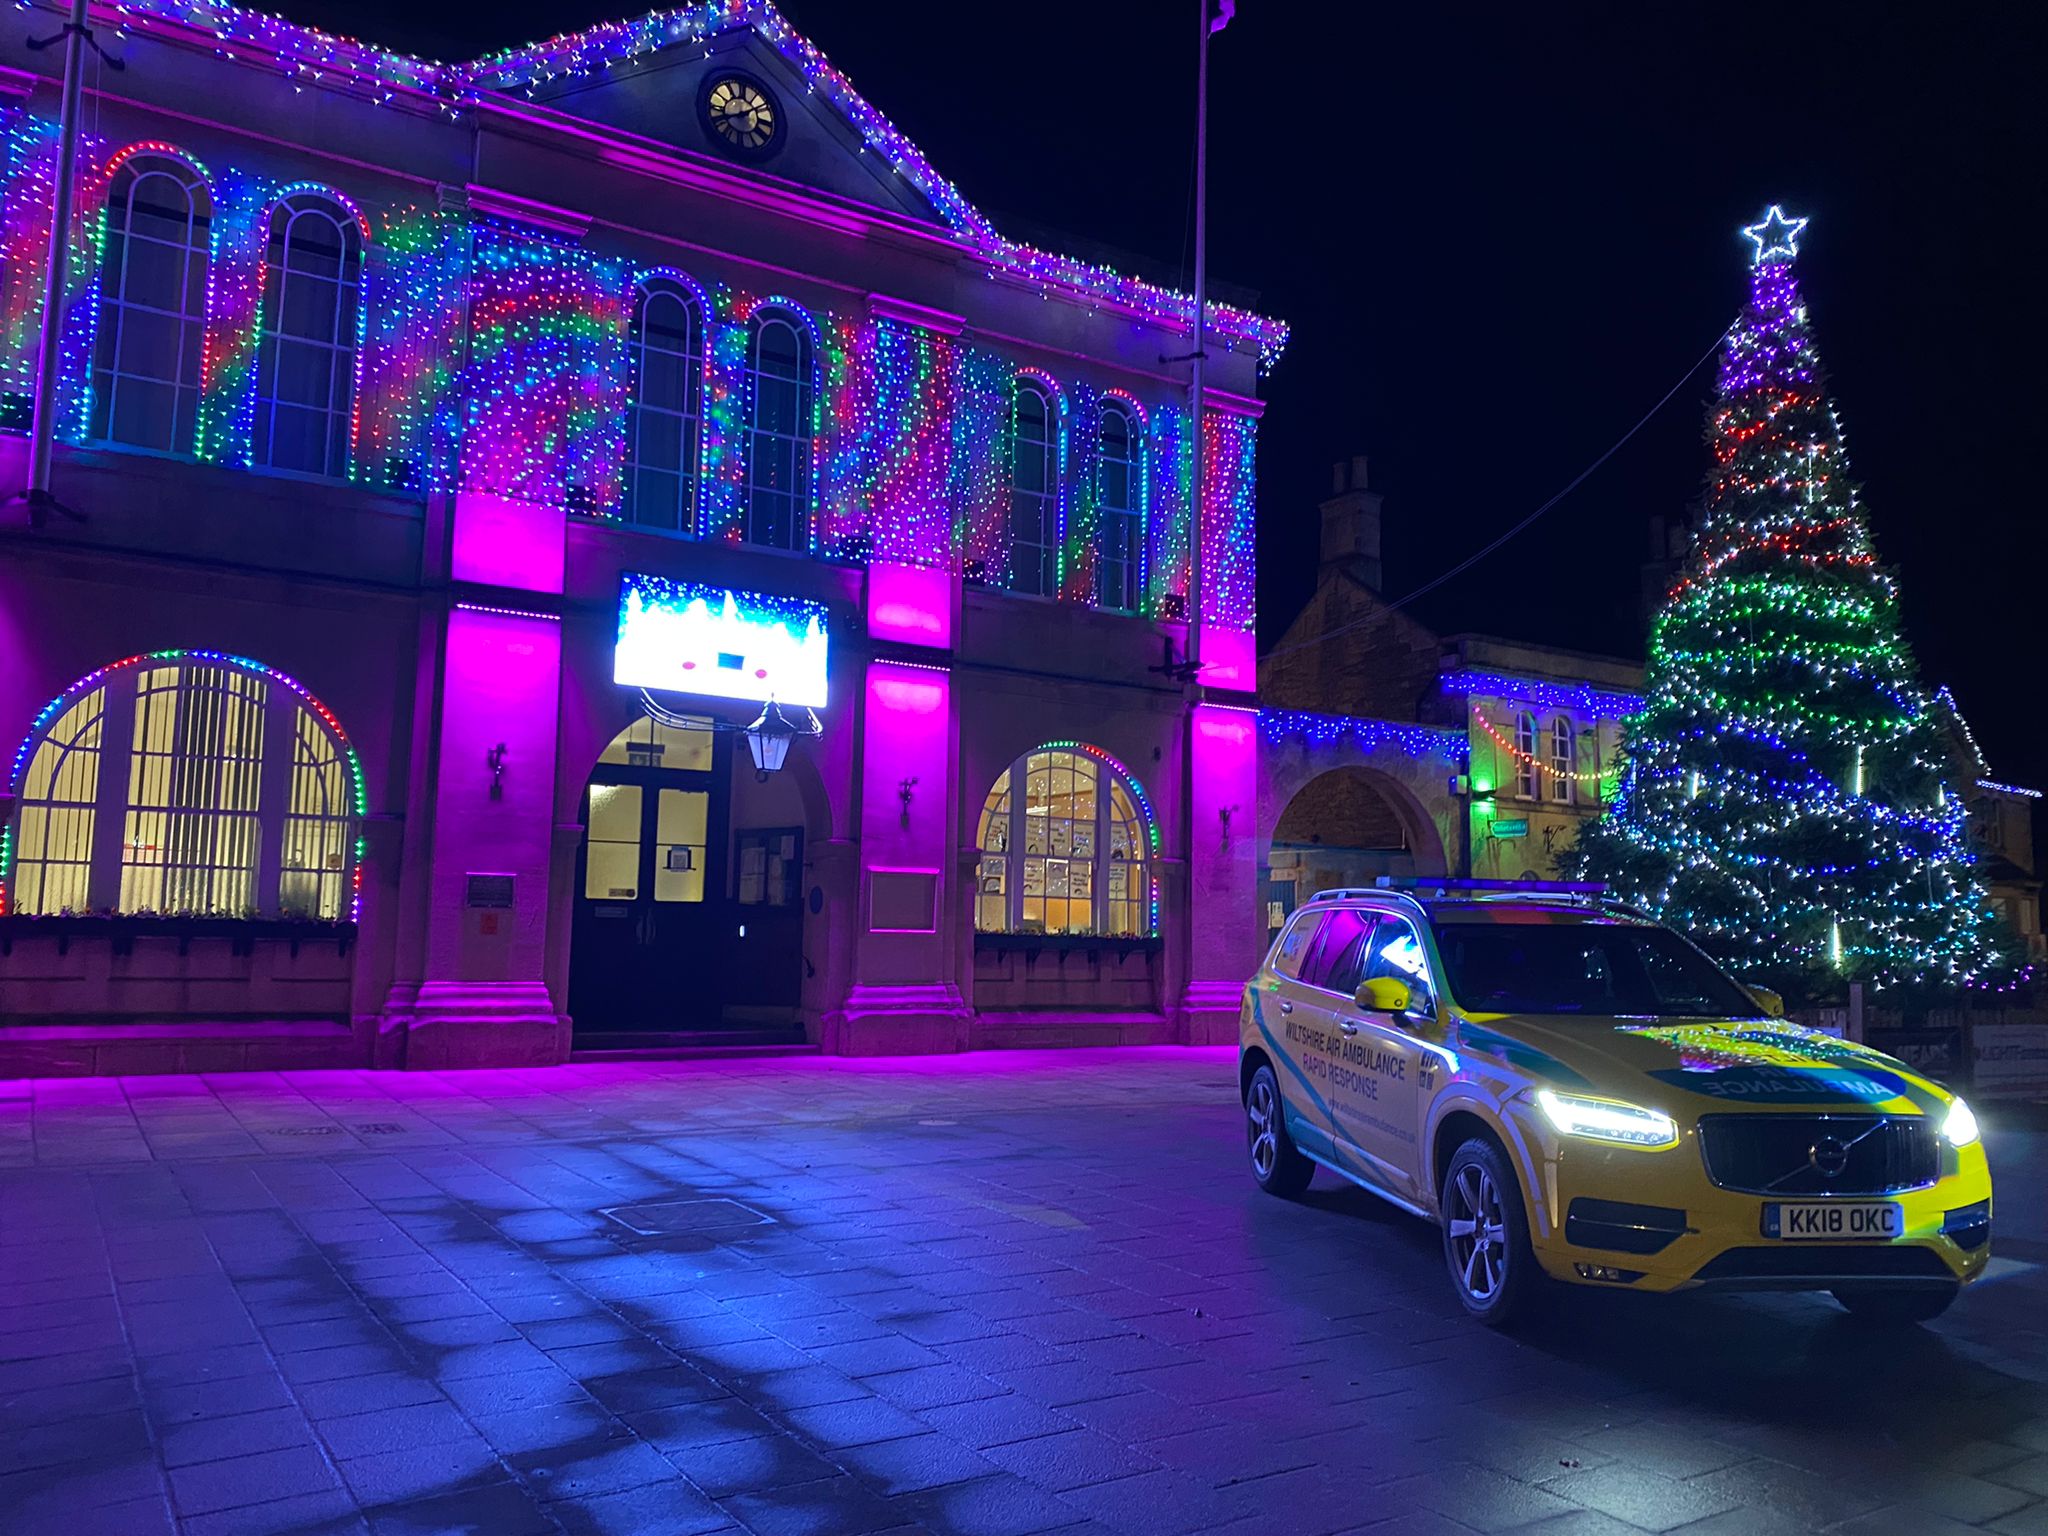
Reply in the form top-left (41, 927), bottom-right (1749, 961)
top-left (1355, 976), bottom-right (1412, 1014)
top-left (1744, 983), bottom-right (1785, 1018)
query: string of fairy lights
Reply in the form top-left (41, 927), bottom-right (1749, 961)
top-left (1470, 712), bottom-right (1613, 789)
top-left (0, 107), bottom-right (1261, 628)
top-left (94, 0), bottom-right (1289, 370)
top-left (1572, 208), bottom-right (2011, 993)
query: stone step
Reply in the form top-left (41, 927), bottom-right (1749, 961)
top-left (568, 1028), bottom-right (819, 1063)
top-left (969, 1012), bottom-right (1177, 1050)
top-left (567, 1042), bottom-right (824, 1063)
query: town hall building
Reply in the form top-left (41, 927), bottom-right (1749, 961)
top-left (0, 1), bottom-right (1282, 1072)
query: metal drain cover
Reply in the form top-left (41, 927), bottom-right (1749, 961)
top-left (601, 1198), bottom-right (773, 1236)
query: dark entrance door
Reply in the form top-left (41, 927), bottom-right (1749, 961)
top-left (728, 826), bottom-right (805, 1020)
top-left (570, 743), bottom-right (734, 1032)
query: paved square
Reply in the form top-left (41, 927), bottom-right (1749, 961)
top-left (1, 1048), bottom-right (2043, 1535)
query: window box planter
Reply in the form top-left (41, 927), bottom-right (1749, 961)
top-left (0, 913), bottom-right (357, 959)
top-left (972, 933), bottom-right (1162, 959)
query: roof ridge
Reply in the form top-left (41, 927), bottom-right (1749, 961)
top-left (103, 0), bottom-right (1290, 367)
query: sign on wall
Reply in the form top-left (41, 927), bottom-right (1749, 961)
top-left (613, 573), bottom-right (830, 708)
top-left (1972, 1021), bottom-right (2048, 1096)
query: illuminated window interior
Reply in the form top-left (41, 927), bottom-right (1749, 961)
top-left (976, 746), bottom-right (1153, 936)
top-left (7, 658), bottom-right (358, 919)
top-left (10, 689), bottom-right (106, 915)
top-left (1514, 712), bottom-right (1539, 800)
top-left (1549, 717), bottom-right (1575, 805)
top-left (121, 662), bottom-right (266, 916)
top-left (596, 715), bottom-right (715, 772)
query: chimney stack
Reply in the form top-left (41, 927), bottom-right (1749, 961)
top-left (1319, 454), bottom-right (1383, 591)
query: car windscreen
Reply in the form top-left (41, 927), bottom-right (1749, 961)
top-left (1431, 917), bottom-right (1758, 1018)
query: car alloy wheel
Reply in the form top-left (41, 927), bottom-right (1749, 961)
top-left (1244, 1062), bottom-right (1312, 1197)
top-left (1446, 1159), bottom-right (1508, 1304)
top-left (1247, 1073), bottom-right (1280, 1182)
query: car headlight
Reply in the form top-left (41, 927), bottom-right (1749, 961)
top-left (1535, 1089), bottom-right (1679, 1149)
top-left (1942, 1096), bottom-right (1980, 1147)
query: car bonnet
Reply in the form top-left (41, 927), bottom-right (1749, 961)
top-left (1454, 1014), bottom-right (1949, 1117)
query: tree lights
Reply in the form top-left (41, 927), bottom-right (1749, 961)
top-left (1571, 210), bottom-right (2006, 997)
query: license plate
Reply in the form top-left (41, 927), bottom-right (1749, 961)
top-left (1763, 1202), bottom-right (1903, 1241)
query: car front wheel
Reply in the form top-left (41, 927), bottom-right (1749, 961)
top-left (1245, 1063), bottom-right (1313, 1197)
top-left (1441, 1136), bottom-right (1539, 1326)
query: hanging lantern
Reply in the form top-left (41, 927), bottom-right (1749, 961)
top-left (745, 698), bottom-right (802, 776)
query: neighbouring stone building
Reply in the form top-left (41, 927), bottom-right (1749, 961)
top-left (0, 1), bottom-right (1282, 1074)
top-left (1254, 457), bottom-right (1638, 931)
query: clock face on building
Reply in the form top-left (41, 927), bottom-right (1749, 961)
top-left (701, 74), bottom-right (780, 157)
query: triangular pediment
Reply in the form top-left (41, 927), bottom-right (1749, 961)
top-left (114, 0), bottom-right (1287, 365)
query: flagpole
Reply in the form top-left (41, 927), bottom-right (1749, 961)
top-left (1186, 0), bottom-right (1210, 683)
top-left (25, 0), bottom-right (90, 523)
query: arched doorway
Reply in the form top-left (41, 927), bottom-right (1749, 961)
top-left (1264, 766), bottom-right (1447, 936)
top-left (569, 715), bottom-right (808, 1041)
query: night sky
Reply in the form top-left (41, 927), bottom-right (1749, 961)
top-left (296, 1), bottom-right (2045, 790)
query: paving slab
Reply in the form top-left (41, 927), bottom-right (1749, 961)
top-left (0, 1050), bottom-right (2039, 1535)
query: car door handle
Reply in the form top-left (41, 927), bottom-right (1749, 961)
top-left (1277, 1001), bottom-right (1293, 1015)
top-left (1339, 1020), bottom-right (1360, 1036)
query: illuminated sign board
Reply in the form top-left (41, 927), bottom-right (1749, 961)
top-left (1491, 817), bottom-right (1529, 839)
top-left (613, 573), bottom-right (829, 707)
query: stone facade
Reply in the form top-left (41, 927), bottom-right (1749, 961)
top-left (0, 3), bottom-right (1279, 1073)
top-left (1257, 458), bottom-right (1638, 918)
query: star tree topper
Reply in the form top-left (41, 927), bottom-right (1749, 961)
top-left (1742, 204), bottom-right (1809, 266)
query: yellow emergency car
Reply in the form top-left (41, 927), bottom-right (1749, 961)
top-left (1239, 880), bottom-right (1992, 1325)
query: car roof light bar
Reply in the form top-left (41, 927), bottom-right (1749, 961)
top-left (1372, 877), bottom-right (1610, 896)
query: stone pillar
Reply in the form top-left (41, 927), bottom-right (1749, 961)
top-left (1180, 699), bottom-right (1260, 1044)
top-left (823, 563), bottom-right (968, 1054)
top-left (380, 490), bottom-right (570, 1068)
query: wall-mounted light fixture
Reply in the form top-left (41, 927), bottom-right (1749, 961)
top-left (746, 699), bottom-right (820, 781)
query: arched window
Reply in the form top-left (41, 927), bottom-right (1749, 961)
top-left (1094, 399), bottom-right (1141, 612)
top-left (975, 745), bottom-right (1154, 936)
top-left (1009, 379), bottom-right (1058, 595)
top-left (253, 192), bottom-right (362, 478)
top-left (743, 311), bottom-right (814, 550)
top-left (7, 688), bottom-right (104, 915)
top-left (1549, 717), bottom-right (1576, 805)
top-left (1514, 712), bottom-right (1539, 799)
top-left (5, 655), bottom-right (360, 920)
top-left (624, 279), bottom-right (703, 533)
top-left (90, 153), bottom-right (211, 452)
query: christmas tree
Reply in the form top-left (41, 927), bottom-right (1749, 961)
top-left (1572, 207), bottom-right (2002, 999)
